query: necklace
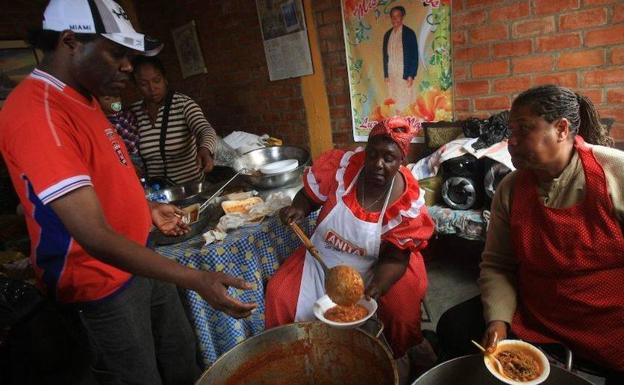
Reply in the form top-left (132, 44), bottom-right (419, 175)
top-left (358, 174), bottom-right (394, 211)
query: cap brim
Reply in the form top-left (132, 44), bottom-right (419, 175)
top-left (102, 33), bottom-right (162, 56)
top-left (142, 36), bottom-right (163, 57)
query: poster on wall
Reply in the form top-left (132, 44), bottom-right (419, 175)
top-left (341, 0), bottom-right (453, 142)
top-left (256, 0), bottom-right (313, 81)
top-left (172, 20), bottom-right (207, 79)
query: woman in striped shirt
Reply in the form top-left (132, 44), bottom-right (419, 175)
top-left (131, 56), bottom-right (216, 184)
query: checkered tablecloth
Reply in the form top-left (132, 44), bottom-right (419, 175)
top-left (157, 213), bottom-right (317, 367)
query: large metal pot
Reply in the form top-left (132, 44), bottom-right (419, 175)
top-left (232, 146), bottom-right (310, 190)
top-left (413, 355), bottom-right (593, 385)
top-left (195, 322), bottom-right (398, 385)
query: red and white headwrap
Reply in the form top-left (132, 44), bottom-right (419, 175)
top-left (368, 116), bottom-right (417, 157)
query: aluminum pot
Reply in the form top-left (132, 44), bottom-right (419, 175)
top-left (232, 146), bottom-right (310, 190)
top-left (195, 321), bottom-right (398, 385)
top-left (412, 354), bottom-right (593, 385)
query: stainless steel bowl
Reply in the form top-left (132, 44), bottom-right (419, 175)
top-left (147, 181), bottom-right (214, 207)
top-left (232, 146), bottom-right (310, 190)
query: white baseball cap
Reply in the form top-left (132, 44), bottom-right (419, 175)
top-left (42, 0), bottom-right (162, 56)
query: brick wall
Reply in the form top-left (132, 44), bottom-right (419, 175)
top-left (132, 0), bottom-right (310, 149)
top-left (452, 0), bottom-right (624, 139)
top-left (0, 1), bottom-right (47, 40)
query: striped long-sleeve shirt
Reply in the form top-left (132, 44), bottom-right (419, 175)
top-left (130, 92), bottom-right (216, 184)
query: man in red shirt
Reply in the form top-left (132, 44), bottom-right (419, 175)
top-left (0, 0), bottom-right (255, 383)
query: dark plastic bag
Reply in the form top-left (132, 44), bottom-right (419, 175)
top-left (0, 277), bottom-right (44, 328)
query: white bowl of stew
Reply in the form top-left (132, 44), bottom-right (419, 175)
top-left (484, 339), bottom-right (550, 385)
top-left (313, 294), bottom-right (377, 329)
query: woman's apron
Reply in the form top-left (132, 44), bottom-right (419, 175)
top-left (510, 136), bottom-right (624, 370)
top-left (295, 170), bottom-right (395, 321)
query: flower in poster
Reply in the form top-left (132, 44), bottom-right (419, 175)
top-left (410, 87), bottom-right (452, 122)
top-left (370, 99), bottom-right (396, 121)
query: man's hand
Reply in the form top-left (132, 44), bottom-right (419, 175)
top-left (407, 76), bottom-right (414, 87)
top-left (482, 320), bottom-right (508, 353)
top-left (191, 270), bottom-right (258, 318)
top-left (197, 147), bottom-right (214, 174)
top-left (151, 203), bottom-right (190, 236)
top-left (279, 205), bottom-right (306, 225)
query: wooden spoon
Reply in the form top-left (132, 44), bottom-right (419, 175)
top-left (471, 339), bottom-right (508, 379)
top-left (290, 222), bottom-right (364, 306)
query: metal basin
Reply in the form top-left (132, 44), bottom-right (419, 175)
top-left (232, 146), bottom-right (310, 190)
top-left (413, 355), bottom-right (593, 385)
top-left (147, 180), bottom-right (215, 207)
top-left (196, 321), bottom-right (398, 385)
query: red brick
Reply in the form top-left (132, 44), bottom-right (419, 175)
top-left (321, 9), bottom-right (342, 24)
top-left (453, 31), bottom-right (467, 45)
top-left (560, 8), bottom-right (607, 31)
top-left (453, 9), bottom-right (487, 28)
top-left (513, 17), bottom-right (555, 38)
top-left (456, 80), bottom-right (490, 96)
top-left (584, 0), bottom-right (619, 4)
top-left (454, 65), bottom-right (468, 81)
top-left (533, 0), bottom-right (579, 15)
top-left (455, 46), bottom-right (490, 62)
top-left (577, 89), bottom-right (603, 104)
top-left (470, 24), bottom-right (508, 43)
top-left (586, 26), bottom-right (624, 47)
top-left (466, 0), bottom-right (500, 8)
top-left (536, 33), bottom-right (582, 52)
top-left (455, 99), bottom-right (470, 112)
top-left (612, 47), bottom-right (624, 64)
top-left (318, 24), bottom-right (337, 40)
top-left (584, 68), bottom-right (624, 86)
top-left (493, 76), bottom-right (532, 93)
top-left (493, 40), bottom-right (532, 57)
top-left (472, 60), bottom-right (510, 78)
top-left (607, 89), bottom-right (624, 104)
top-left (558, 49), bottom-right (605, 69)
top-left (513, 55), bottom-right (555, 74)
top-left (332, 93), bottom-right (349, 106)
top-left (452, 0), bottom-right (464, 12)
top-left (598, 108), bottom-right (624, 128)
top-left (611, 128), bottom-right (624, 141)
top-left (491, 3), bottom-right (530, 21)
top-left (534, 72), bottom-right (579, 88)
top-left (475, 96), bottom-right (511, 111)
top-left (614, 4), bottom-right (624, 24)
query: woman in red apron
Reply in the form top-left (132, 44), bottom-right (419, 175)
top-left (265, 117), bottom-right (435, 380)
top-left (480, 85), bottom-right (624, 381)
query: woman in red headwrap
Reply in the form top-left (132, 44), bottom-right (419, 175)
top-left (265, 117), bottom-right (436, 380)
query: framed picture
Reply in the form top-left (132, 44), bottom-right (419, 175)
top-left (281, 0), bottom-right (302, 33)
top-left (171, 20), bottom-right (207, 79)
top-left (1, 40), bottom-right (40, 107)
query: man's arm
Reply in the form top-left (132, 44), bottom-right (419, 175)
top-left (50, 186), bottom-right (256, 318)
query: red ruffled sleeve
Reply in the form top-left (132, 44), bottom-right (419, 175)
top-left (303, 149), bottom-right (345, 204)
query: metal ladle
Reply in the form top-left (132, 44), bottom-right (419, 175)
top-left (290, 222), bottom-right (364, 306)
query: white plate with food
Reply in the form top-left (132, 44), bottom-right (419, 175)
top-left (259, 159), bottom-right (299, 175)
top-left (313, 294), bottom-right (377, 329)
top-left (484, 339), bottom-right (550, 385)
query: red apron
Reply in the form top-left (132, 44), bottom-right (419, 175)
top-left (510, 136), bottom-right (624, 370)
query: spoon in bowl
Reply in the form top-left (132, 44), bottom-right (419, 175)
top-left (471, 339), bottom-right (508, 379)
top-left (290, 222), bottom-right (364, 306)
